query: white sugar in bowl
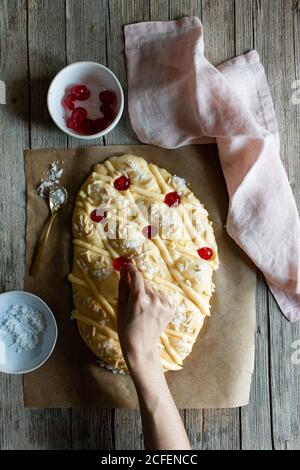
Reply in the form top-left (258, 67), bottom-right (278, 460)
top-left (0, 291), bottom-right (57, 374)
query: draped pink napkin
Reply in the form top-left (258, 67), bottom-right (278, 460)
top-left (124, 16), bottom-right (300, 322)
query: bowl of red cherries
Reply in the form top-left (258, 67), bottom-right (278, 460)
top-left (47, 61), bottom-right (124, 139)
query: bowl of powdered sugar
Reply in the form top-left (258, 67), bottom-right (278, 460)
top-left (0, 291), bottom-right (57, 374)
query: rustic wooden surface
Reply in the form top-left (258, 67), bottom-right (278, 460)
top-left (0, 0), bottom-right (299, 450)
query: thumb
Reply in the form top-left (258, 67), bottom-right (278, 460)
top-left (118, 267), bottom-right (130, 307)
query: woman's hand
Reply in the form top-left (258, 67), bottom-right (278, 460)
top-left (117, 264), bottom-right (173, 368)
top-left (117, 263), bottom-right (191, 450)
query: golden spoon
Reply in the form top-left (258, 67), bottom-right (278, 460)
top-left (31, 187), bottom-right (68, 277)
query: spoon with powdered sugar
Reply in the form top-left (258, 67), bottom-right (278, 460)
top-left (31, 186), bottom-right (68, 277)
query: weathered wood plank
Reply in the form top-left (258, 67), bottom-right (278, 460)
top-left (149, 0), bottom-right (169, 20)
top-left (241, 274), bottom-right (272, 449)
top-left (24, 0), bottom-right (72, 449)
top-left (235, 0), bottom-right (272, 450)
top-left (71, 409), bottom-right (113, 450)
top-left (0, 0), bottom-right (29, 450)
top-left (201, 409), bottom-right (240, 450)
top-left (114, 410), bottom-right (143, 450)
top-left (28, 0), bottom-right (67, 149)
top-left (254, 0), bottom-right (300, 450)
top-left (105, 0), bottom-right (150, 146)
top-left (65, 0), bottom-right (113, 449)
top-left (66, 0), bottom-right (107, 148)
top-left (202, 0), bottom-right (235, 65)
top-left (169, 0), bottom-right (202, 18)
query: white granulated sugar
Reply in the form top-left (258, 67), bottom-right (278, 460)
top-left (37, 161), bottom-right (64, 198)
top-left (50, 187), bottom-right (66, 208)
top-left (171, 303), bottom-right (186, 331)
top-left (0, 304), bottom-right (46, 353)
top-left (176, 338), bottom-right (193, 355)
top-left (134, 253), bottom-right (155, 276)
top-left (170, 175), bottom-right (186, 195)
top-left (123, 237), bottom-right (143, 253)
top-left (93, 261), bottom-right (112, 280)
top-left (97, 360), bottom-right (126, 375)
top-left (127, 159), bottom-right (148, 182)
top-left (101, 339), bottom-right (114, 354)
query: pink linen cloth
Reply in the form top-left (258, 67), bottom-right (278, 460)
top-left (124, 16), bottom-right (300, 322)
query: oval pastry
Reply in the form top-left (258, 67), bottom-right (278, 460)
top-left (69, 155), bottom-right (219, 374)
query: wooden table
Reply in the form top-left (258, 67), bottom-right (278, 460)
top-left (0, 0), bottom-right (299, 450)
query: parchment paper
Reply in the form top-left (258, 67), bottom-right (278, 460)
top-left (23, 144), bottom-right (256, 408)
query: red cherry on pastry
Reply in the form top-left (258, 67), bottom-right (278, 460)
top-left (142, 225), bottom-right (158, 239)
top-left (114, 175), bottom-right (130, 191)
top-left (70, 84), bottom-right (90, 100)
top-left (164, 191), bottom-right (181, 207)
top-left (197, 247), bottom-right (214, 260)
top-left (90, 208), bottom-right (106, 223)
top-left (99, 90), bottom-right (116, 105)
top-left (113, 256), bottom-right (131, 271)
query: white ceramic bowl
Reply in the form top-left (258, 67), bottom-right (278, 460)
top-left (47, 61), bottom-right (124, 140)
top-left (0, 291), bottom-right (57, 374)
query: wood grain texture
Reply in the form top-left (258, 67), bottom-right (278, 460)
top-left (105, 0), bottom-right (150, 146)
top-left (24, 0), bottom-right (72, 449)
top-left (27, 0), bottom-right (67, 149)
top-left (254, 0), bottom-right (300, 450)
top-left (66, 0), bottom-right (107, 148)
top-left (0, 0), bottom-right (299, 450)
top-left (235, 0), bottom-right (272, 450)
top-left (0, 0), bottom-right (29, 450)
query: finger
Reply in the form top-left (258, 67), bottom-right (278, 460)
top-left (156, 289), bottom-right (171, 307)
top-left (118, 267), bottom-right (130, 305)
top-left (128, 264), bottom-right (145, 296)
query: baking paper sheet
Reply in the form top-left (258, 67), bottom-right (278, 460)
top-left (23, 144), bottom-right (256, 408)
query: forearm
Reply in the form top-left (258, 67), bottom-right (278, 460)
top-left (126, 351), bottom-right (191, 450)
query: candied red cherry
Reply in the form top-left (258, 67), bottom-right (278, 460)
top-left (90, 208), bottom-right (106, 223)
top-left (93, 117), bottom-right (110, 133)
top-left (164, 191), bottom-right (181, 207)
top-left (99, 90), bottom-right (116, 105)
top-left (100, 103), bottom-right (115, 122)
top-left (142, 225), bottom-right (158, 239)
top-left (70, 107), bottom-right (87, 124)
top-left (67, 118), bottom-right (81, 131)
top-left (80, 118), bottom-right (95, 135)
top-left (62, 94), bottom-right (75, 110)
top-left (113, 256), bottom-right (131, 272)
top-left (114, 175), bottom-right (130, 191)
top-left (70, 84), bottom-right (90, 100)
top-left (197, 247), bottom-right (214, 260)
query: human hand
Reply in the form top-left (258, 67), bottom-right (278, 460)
top-left (117, 264), bottom-right (173, 370)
